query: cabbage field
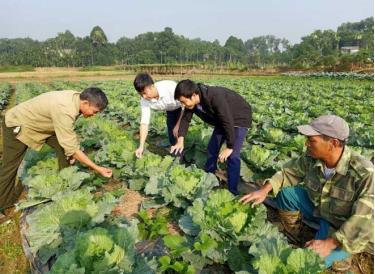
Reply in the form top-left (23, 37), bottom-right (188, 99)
top-left (3, 76), bottom-right (374, 273)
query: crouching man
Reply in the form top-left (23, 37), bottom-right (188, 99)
top-left (0, 87), bottom-right (113, 218)
top-left (240, 115), bottom-right (373, 271)
top-left (171, 79), bottom-right (252, 195)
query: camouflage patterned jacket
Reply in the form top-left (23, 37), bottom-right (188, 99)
top-left (266, 147), bottom-right (374, 254)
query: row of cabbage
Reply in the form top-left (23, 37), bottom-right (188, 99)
top-left (0, 82), bottom-right (12, 110)
top-left (18, 114), bottom-right (325, 274)
top-left (282, 71), bottom-right (374, 80)
top-left (15, 81), bottom-right (327, 273)
top-left (49, 77), bottom-right (374, 180)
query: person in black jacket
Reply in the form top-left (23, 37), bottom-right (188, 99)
top-left (171, 79), bottom-right (252, 195)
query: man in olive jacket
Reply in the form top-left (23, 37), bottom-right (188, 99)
top-left (241, 115), bottom-right (373, 271)
top-left (0, 87), bottom-right (113, 217)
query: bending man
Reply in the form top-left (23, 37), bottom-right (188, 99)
top-left (171, 79), bottom-right (252, 195)
top-left (0, 87), bottom-right (113, 217)
top-left (133, 72), bottom-right (183, 158)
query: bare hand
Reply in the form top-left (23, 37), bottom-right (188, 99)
top-left (135, 147), bottom-right (144, 158)
top-left (96, 166), bottom-right (113, 178)
top-left (239, 190), bottom-right (268, 207)
top-left (305, 239), bottom-right (337, 257)
top-left (218, 148), bottom-right (233, 163)
top-left (171, 138), bottom-right (184, 155)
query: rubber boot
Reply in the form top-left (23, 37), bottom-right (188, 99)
top-left (278, 209), bottom-right (302, 245)
top-left (331, 256), bottom-right (352, 272)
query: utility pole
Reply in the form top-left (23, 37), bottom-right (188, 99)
top-left (180, 48), bottom-right (182, 75)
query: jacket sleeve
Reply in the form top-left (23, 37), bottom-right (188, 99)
top-left (210, 93), bottom-right (235, 148)
top-left (51, 105), bottom-right (80, 157)
top-left (178, 108), bottom-right (194, 137)
top-left (332, 171), bottom-right (374, 254)
top-left (264, 155), bottom-right (308, 197)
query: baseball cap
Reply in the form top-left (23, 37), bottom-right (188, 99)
top-left (297, 115), bottom-right (349, 141)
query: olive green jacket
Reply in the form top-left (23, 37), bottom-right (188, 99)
top-left (5, 90), bottom-right (81, 157)
top-left (266, 147), bottom-right (373, 254)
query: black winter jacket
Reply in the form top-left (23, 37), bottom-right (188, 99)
top-left (178, 84), bottom-right (252, 148)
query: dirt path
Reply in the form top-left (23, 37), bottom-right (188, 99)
top-left (112, 188), bottom-right (145, 218)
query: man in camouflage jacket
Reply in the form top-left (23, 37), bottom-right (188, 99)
top-left (240, 115), bottom-right (373, 270)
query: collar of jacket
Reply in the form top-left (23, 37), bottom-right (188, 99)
top-left (74, 92), bottom-right (81, 118)
top-left (314, 146), bottom-right (351, 176)
top-left (196, 83), bottom-right (209, 104)
top-left (197, 83), bottom-right (208, 96)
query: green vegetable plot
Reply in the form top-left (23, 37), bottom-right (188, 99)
top-left (14, 76), bottom-right (372, 273)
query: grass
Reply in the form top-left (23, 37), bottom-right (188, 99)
top-left (1, 235), bottom-right (23, 259)
top-left (0, 65), bottom-right (34, 73)
top-left (79, 65), bottom-right (127, 71)
top-left (0, 213), bottom-right (29, 274)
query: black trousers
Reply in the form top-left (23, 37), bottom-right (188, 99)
top-left (166, 108), bottom-right (182, 146)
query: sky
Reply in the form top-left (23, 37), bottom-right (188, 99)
top-left (0, 0), bottom-right (373, 45)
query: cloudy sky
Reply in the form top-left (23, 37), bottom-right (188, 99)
top-left (0, 0), bottom-right (373, 45)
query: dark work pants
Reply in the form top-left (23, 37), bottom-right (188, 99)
top-left (166, 108), bottom-right (182, 146)
top-left (204, 126), bottom-right (248, 195)
top-left (0, 121), bottom-right (69, 211)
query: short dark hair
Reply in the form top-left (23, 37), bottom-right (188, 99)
top-left (134, 72), bottom-right (154, 93)
top-left (174, 79), bottom-right (199, 100)
top-left (321, 135), bottom-right (346, 147)
top-left (80, 87), bottom-right (108, 110)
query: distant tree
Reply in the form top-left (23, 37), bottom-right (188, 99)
top-left (290, 30), bottom-right (339, 68)
top-left (135, 50), bottom-right (158, 64)
top-left (75, 37), bottom-right (92, 66)
top-left (0, 17), bottom-right (372, 70)
top-left (89, 26), bottom-right (108, 65)
top-left (155, 27), bottom-right (180, 63)
top-left (245, 35), bottom-right (290, 66)
top-left (116, 37), bottom-right (135, 65)
top-left (224, 36), bottom-right (247, 63)
top-left (44, 30), bottom-right (77, 66)
top-left (90, 26), bottom-right (108, 46)
top-left (337, 17), bottom-right (373, 49)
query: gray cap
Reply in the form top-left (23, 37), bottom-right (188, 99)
top-left (297, 115), bottom-right (350, 141)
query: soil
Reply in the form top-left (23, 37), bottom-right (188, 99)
top-left (111, 185), bottom-right (183, 236)
top-left (112, 187), bottom-right (145, 218)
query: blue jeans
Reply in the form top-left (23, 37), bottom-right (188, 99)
top-left (204, 126), bottom-right (248, 195)
top-left (275, 186), bottom-right (351, 268)
top-left (166, 108), bottom-right (182, 146)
